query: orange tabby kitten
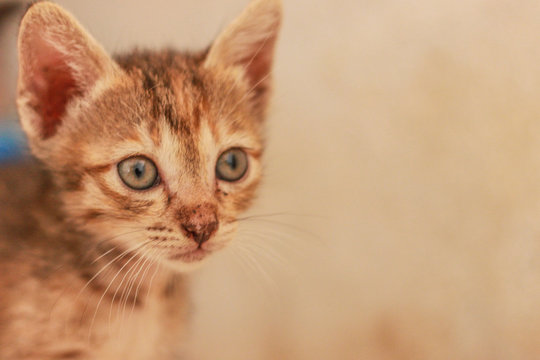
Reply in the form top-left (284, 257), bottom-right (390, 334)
top-left (0, 0), bottom-right (281, 358)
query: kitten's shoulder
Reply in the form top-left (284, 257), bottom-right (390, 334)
top-left (0, 160), bottom-right (51, 205)
top-left (0, 160), bottom-right (60, 254)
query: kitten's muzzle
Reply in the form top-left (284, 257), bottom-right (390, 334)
top-left (177, 203), bottom-right (219, 245)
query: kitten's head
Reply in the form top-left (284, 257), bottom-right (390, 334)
top-left (16, 0), bottom-right (281, 271)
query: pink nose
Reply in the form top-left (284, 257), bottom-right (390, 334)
top-left (181, 219), bottom-right (218, 244)
top-left (176, 204), bottom-right (219, 245)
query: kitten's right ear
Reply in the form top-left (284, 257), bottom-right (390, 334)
top-left (17, 1), bottom-right (117, 142)
top-left (205, 0), bottom-right (282, 116)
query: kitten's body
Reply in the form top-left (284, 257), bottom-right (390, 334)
top-left (0, 1), bottom-right (281, 359)
top-left (0, 161), bottom-right (186, 359)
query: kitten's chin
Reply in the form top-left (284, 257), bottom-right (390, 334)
top-left (163, 258), bottom-right (207, 273)
top-left (162, 249), bottom-right (212, 272)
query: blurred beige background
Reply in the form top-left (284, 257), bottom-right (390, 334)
top-left (3, 0), bottom-right (540, 359)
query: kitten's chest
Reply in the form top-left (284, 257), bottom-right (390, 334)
top-left (1, 265), bottom-right (188, 360)
top-left (96, 301), bottom-right (186, 360)
top-left (90, 278), bottom-right (189, 360)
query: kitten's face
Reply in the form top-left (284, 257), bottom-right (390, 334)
top-left (16, 1), bottom-right (281, 271)
top-left (62, 55), bottom-right (263, 270)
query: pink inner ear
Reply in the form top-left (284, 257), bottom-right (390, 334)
top-left (27, 44), bottom-right (81, 139)
top-left (241, 39), bottom-right (274, 90)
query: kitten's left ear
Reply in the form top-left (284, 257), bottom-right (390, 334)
top-left (17, 2), bottom-right (117, 142)
top-left (205, 0), bottom-right (282, 115)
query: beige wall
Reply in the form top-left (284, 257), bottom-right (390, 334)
top-left (5, 0), bottom-right (540, 358)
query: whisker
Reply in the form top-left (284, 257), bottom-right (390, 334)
top-left (71, 237), bottom-right (149, 328)
top-left (236, 234), bottom-right (288, 266)
top-left (128, 248), bottom-right (158, 322)
top-left (238, 217), bottom-right (324, 244)
top-left (233, 242), bottom-right (279, 296)
top-left (226, 245), bottom-right (266, 293)
top-left (236, 211), bottom-right (327, 222)
top-left (91, 246), bottom-right (118, 265)
top-left (86, 241), bottom-right (151, 341)
top-left (107, 249), bottom-right (148, 331)
top-left (77, 239), bottom-right (150, 302)
top-left (143, 253), bottom-right (163, 311)
top-left (237, 229), bottom-right (323, 266)
top-left (237, 227), bottom-right (310, 249)
top-left (120, 247), bottom-right (155, 325)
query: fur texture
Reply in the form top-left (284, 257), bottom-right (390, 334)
top-left (0, 0), bottom-right (281, 359)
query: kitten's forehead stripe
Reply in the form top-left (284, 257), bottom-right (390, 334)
top-left (115, 50), bottom-right (211, 176)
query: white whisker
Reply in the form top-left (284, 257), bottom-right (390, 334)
top-left (128, 248), bottom-right (158, 322)
top-left (107, 248), bottom-right (147, 332)
top-left (87, 241), bottom-right (150, 341)
top-left (120, 247), bottom-right (154, 324)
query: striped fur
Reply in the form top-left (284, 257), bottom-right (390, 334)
top-left (0, 1), bottom-right (281, 359)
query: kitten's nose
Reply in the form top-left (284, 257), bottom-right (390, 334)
top-left (177, 204), bottom-right (219, 245)
top-left (181, 220), bottom-right (218, 245)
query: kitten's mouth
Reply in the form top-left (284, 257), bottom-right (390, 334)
top-left (169, 248), bottom-right (210, 263)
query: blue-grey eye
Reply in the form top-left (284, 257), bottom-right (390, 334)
top-left (117, 156), bottom-right (158, 190)
top-left (216, 148), bottom-right (248, 182)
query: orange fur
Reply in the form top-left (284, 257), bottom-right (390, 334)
top-left (0, 0), bottom-right (281, 358)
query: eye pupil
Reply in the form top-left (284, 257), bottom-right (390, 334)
top-left (134, 162), bottom-right (145, 178)
top-left (227, 154), bottom-right (237, 169)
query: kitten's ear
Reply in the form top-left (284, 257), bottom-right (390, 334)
top-left (17, 1), bottom-right (117, 141)
top-left (205, 0), bottom-right (282, 114)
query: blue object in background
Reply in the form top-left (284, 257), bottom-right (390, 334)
top-left (0, 119), bottom-right (27, 163)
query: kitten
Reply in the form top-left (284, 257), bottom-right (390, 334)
top-left (0, 0), bottom-right (281, 359)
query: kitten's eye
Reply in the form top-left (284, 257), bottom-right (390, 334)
top-left (117, 156), bottom-right (159, 190)
top-left (216, 148), bottom-right (248, 182)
